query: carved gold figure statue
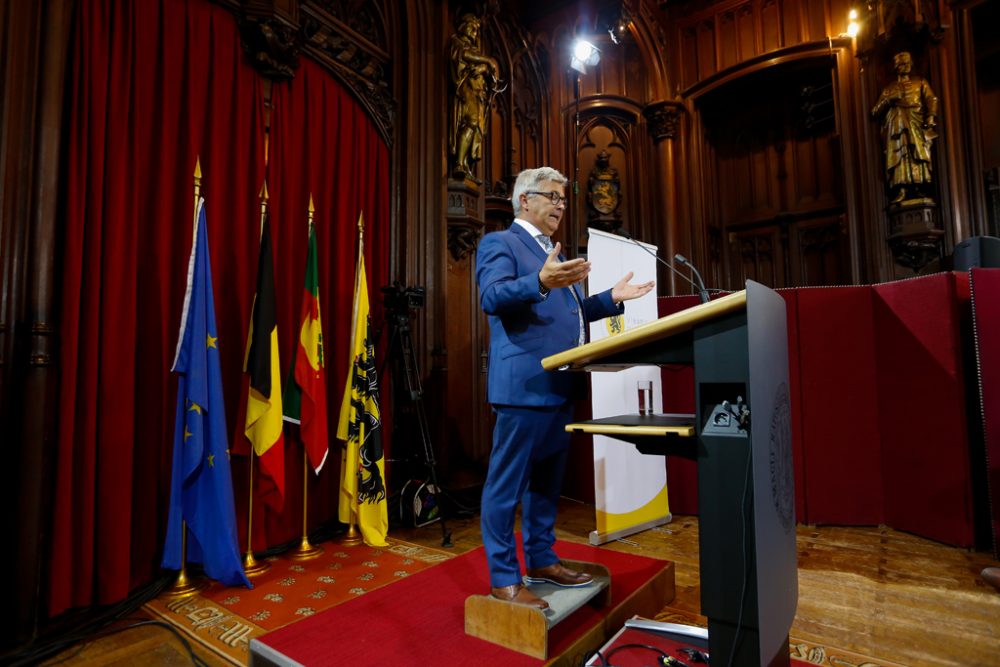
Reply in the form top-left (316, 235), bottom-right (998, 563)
top-left (450, 14), bottom-right (500, 179)
top-left (870, 51), bottom-right (939, 204)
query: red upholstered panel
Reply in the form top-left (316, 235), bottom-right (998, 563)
top-left (873, 274), bottom-right (973, 547)
top-left (659, 296), bottom-right (701, 515)
top-left (970, 269), bottom-right (1000, 557)
top-left (795, 287), bottom-right (884, 525)
top-left (779, 289), bottom-right (808, 523)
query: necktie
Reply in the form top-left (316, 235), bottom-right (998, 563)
top-left (534, 234), bottom-right (585, 345)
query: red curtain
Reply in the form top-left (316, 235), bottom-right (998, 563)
top-left (50, 0), bottom-right (389, 617)
top-left (237, 58), bottom-right (391, 550)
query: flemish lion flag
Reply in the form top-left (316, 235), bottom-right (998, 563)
top-left (243, 215), bottom-right (285, 510)
top-left (283, 221), bottom-right (329, 473)
top-left (337, 214), bottom-right (388, 546)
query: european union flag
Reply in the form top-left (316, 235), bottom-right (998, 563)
top-left (162, 200), bottom-right (250, 588)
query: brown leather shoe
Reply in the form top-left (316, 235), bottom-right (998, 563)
top-left (490, 583), bottom-right (549, 609)
top-left (983, 567), bottom-right (1000, 592)
top-left (525, 562), bottom-right (594, 588)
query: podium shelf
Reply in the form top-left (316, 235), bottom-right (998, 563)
top-left (566, 414), bottom-right (695, 438)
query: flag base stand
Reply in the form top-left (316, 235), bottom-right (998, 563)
top-left (338, 523), bottom-right (364, 546)
top-left (287, 537), bottom-right (324, 560)
top-left (243, 551), bottom-right (271, 577)
top-left (162, 569), bottom-right (207, 600)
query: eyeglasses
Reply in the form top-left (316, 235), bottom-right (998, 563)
top-left (525, 190), bottom-right (568, 206)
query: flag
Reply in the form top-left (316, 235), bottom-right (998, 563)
top-left (243, 214), bottom-right (285, 511)
top-left (162, 200), bottom-right (250, 588)
top-left (283, 221), bottom-right (329, 473)
top-left (337, 215), bottom-right (388, 546)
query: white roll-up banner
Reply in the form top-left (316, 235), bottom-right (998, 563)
top-left (586, 228), bottom-right (671, 545)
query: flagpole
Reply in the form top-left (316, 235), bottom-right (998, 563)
top-left (339, 213), bottom-right (365, 548)
top-left (162, 520), bottom-right (206, 599)
top-left (243, 180), bottom-right (273, 578)
top-left (164, 158), bottom-right (210, 598)
top-left (290, 195), bottom-right (323, 560)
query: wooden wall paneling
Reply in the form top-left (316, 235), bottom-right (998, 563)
top-left (761, 0), bottom-right (783, 52)
top-left (697, 19), bottom-right (717, 81)
top-left (790, 214), bottom-right (848, 286)
top-left (397, 0), bottom-right (449, 475)
top-left (728, 223), bottom-right (785, 287)
top-left (719, 10), bottom-right (738, 70)
top-left (803, 0), bottom-right (828, 43)
top-left (944, 2), bottom-right (989, 239)
top-left (737, 4), bottom-right (757, 62)
top-left (681, 26), bottom-right (698, 91)
top-left (782, 0), bottom-right (803, 47)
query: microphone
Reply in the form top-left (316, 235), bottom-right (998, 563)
top-left (616, 229), bottom-right (707, 300)
top-left (674, 253), bottom-right (710, 304)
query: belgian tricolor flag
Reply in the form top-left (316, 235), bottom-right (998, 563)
top-left (243, 215), bottom-right (285, 510)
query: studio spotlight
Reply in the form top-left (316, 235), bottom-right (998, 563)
top-left (570, 38), bottom-right (600, 74)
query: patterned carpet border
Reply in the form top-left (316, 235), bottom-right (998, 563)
top-left (144, 537), bottom-right (452, 665)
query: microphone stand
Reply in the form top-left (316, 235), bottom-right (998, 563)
top-left (674, 253), bottom-right (710, 304)
top-left (617, 229), bottom-right (708, 301)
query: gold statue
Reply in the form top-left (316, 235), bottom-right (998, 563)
top-left (449, 14), bottom-right (500, 179)
top-left (870, 51), bottom-right (939, 204)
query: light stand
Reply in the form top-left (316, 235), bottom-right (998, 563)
top-left (379, 284), bottom-right (455, 548)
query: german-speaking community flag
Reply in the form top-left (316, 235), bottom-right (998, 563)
top-left (243, 215), bottom-right (286, 511)
top-left (162, 200), bottom-right (250, 588)
top-left (283, 220), bottom-right (329, 473)
top-left (337, 214), bottom-right (388, 546)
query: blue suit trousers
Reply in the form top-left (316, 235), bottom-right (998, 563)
top-left (480, 403), bottom-right (574, 588)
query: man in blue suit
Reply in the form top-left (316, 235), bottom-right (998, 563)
top-left (476, 166), bottom-right (655, 608)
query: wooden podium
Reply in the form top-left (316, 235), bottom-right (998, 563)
top-left (543, 280), bottom-right (797, 667)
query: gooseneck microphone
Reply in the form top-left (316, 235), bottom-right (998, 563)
top-left (673, 253), bottom-right (710, 304)
top-left (617, 229), bottom-right (710, 302)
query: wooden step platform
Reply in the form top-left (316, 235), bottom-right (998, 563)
top-left (464, 558), bottom-right (674, 660)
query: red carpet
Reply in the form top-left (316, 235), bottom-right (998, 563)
top-left (253, 540), bottom-right (670, 666)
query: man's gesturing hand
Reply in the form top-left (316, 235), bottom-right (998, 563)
top-left (611, 271), bottom-right (655, 303)
top-left (539, 242), bottom-right (591, 289)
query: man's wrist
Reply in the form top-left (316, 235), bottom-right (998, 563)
top-left (538, 273), bottom-right (550, 296)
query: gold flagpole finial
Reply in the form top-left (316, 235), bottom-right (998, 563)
top-left (192, 157), bottom-right (203, 236)
top-left (308, 194), bottom-right (315, 227)
top-left (258, 181), bottom-right (269, 237)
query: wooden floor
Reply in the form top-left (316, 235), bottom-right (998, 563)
top-left (41, 499), bottom-right (1000, 666)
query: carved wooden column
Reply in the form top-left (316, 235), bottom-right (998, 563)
top-left (643, 100), bottom-right (684, 293)
top-left (2, 0), bottom-right (74, 647)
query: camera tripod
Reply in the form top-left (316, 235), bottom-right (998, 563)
top-left (380, 293), bottom-right (453, 548)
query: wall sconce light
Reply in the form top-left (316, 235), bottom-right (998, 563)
top-left (846, 8), bottom-right (860, 38)
top-left (571, 39), bottom-right (601, 74)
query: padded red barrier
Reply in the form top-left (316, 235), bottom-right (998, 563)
top-left (658, 295), bottom-right (701, 515)
top-left (780, 289), bottom-right (808, 523)
top-left (873, 274), bottom-right (973, 547)
top-left (794, 286), bottom-right (884, 525)
top-left (970, 269), bottom-right (1000, 557)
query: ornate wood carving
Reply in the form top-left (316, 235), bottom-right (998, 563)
top-left (231, 0), bottom-right (395, 145)
top-left (238, 15), bottom-right (301, 80)
top-left (643, 100), bottom-right (684, 142)
top-left (886, 201), bottom-right (943, 271)
top-left (447, 179), bottom-right (484, 261)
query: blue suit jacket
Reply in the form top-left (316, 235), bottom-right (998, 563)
top-left (476, 223), bottom-right (623, 407)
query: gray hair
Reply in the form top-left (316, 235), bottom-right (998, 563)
top-left (511, 167), bottom-right (568, 215)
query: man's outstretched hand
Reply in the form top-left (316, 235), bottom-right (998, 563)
top-left (539, 242), bottom-right (591, 289)
top-left (611, 272), bottom-right (655, 303)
